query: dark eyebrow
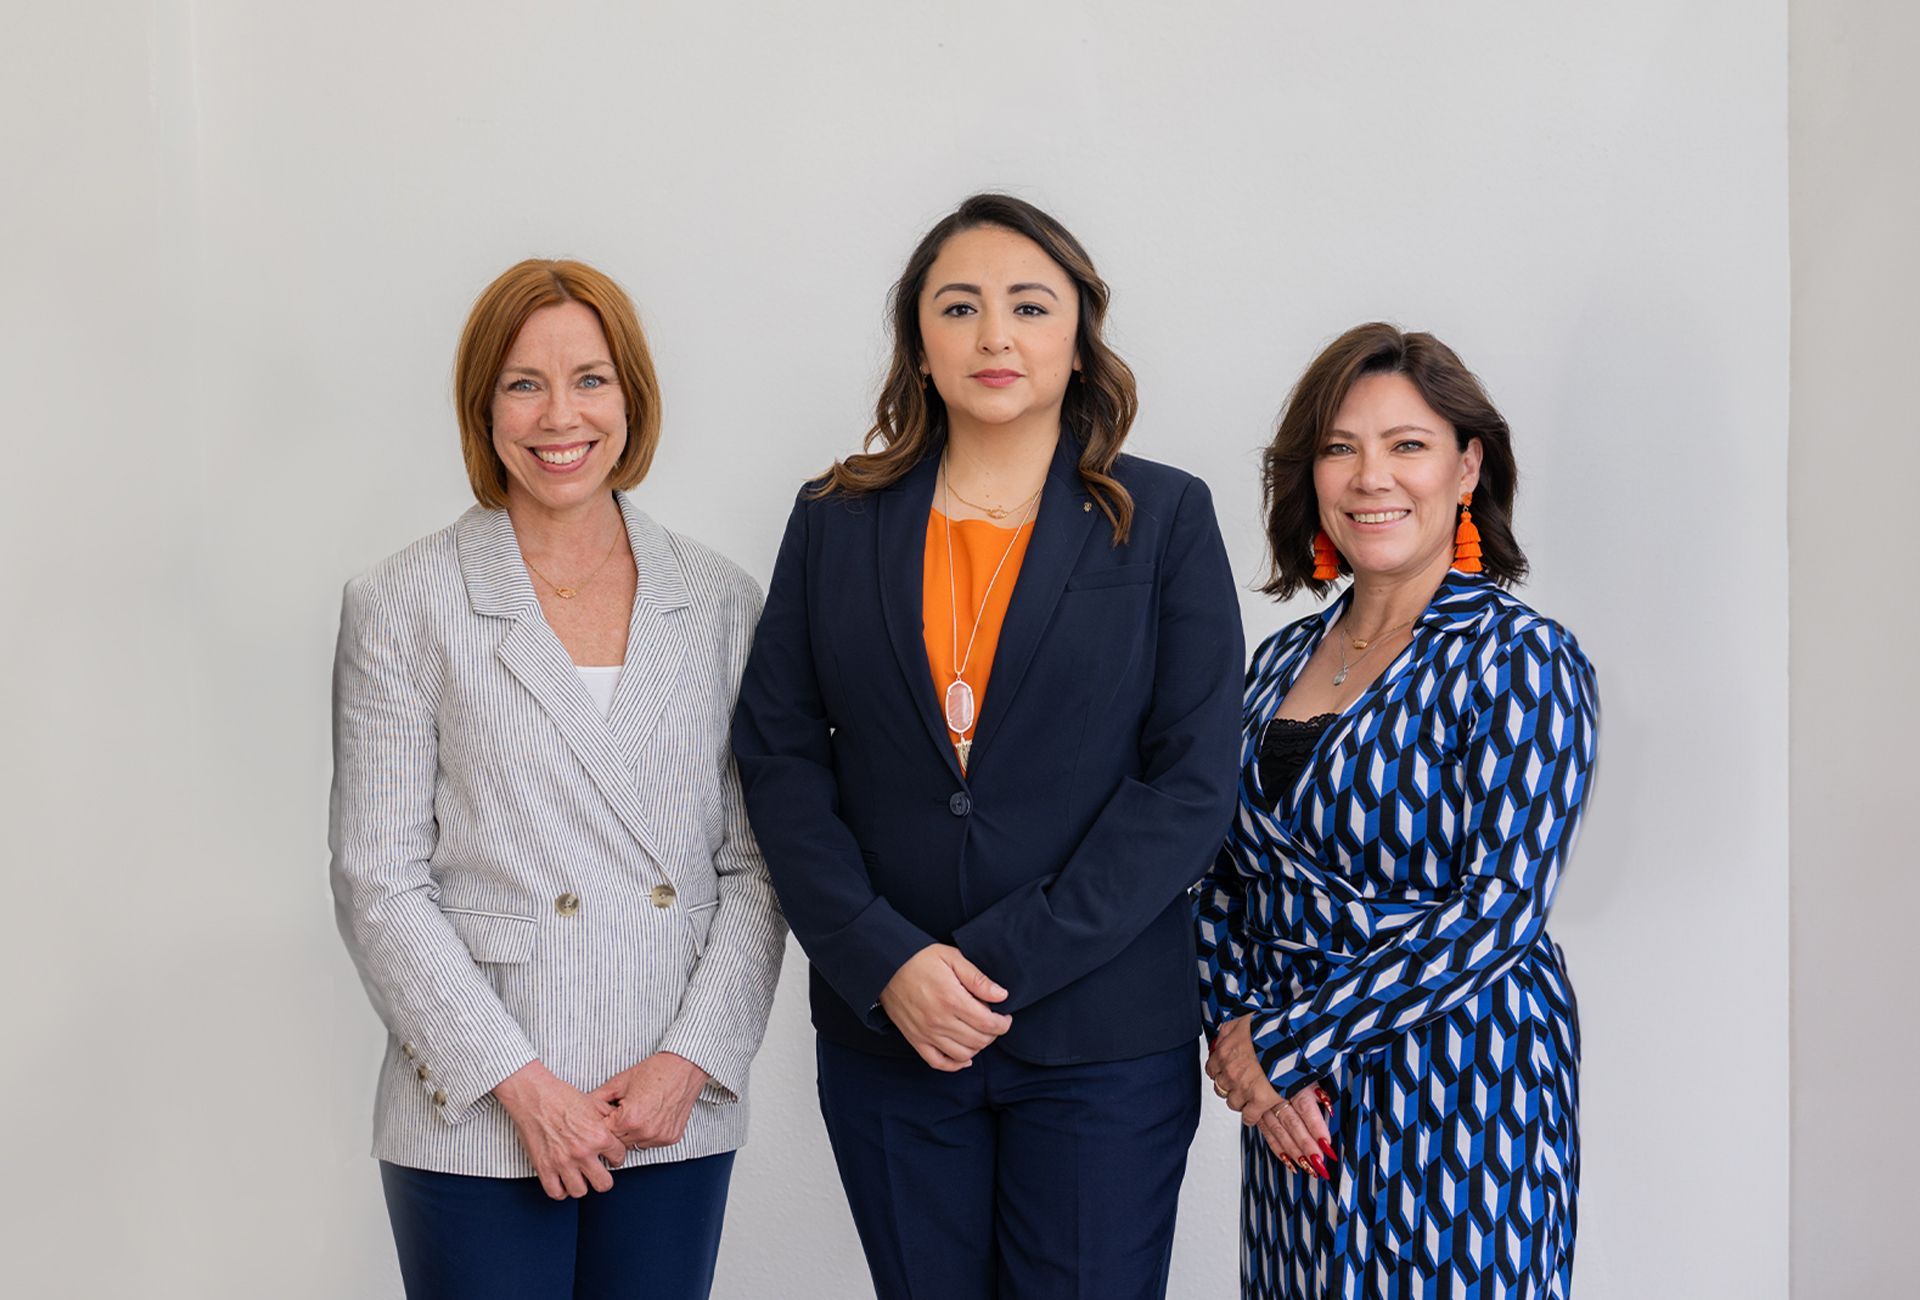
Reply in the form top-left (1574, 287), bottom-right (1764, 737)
top-left (1326, 423), bottom-right (1443, 439)
top-left (931, 282), bottom-right (1062, 301)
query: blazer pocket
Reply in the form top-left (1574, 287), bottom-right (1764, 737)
top-left (440, 906), bottom-right (538, 965)
top-left (1065, 562), bottom-right (1155, 592)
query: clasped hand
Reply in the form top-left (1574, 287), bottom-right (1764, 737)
top-left (1206, 1017), bottom-right (1338, 1178)
top-left (879, 943), bottom-right (1012, 1071)
top-left (494, 1052), bottom-right (710, 1201)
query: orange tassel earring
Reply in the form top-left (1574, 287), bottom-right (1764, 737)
top-left (1453, 493), bottom-right (1483, 573)
top-left (1312, 529), bottom-right (1342, 581)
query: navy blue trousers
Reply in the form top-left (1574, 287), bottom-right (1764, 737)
top-left (816, 1037), bottom-right (1200, 1300)
top-left (379, 1152), bottom-right (735, 1300)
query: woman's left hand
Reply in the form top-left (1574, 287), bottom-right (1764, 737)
top-left (589, 1052), bottom-right (710, 1151)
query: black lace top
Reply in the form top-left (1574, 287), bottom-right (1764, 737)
top-left (1256, 713), bottom-right (1338, 809)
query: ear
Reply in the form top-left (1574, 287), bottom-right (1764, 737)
top-left (1461, 437), bottom-right (1484, 495)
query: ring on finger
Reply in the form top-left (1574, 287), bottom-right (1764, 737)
top-left (1213, 1081), bottom-right (1230, 1098)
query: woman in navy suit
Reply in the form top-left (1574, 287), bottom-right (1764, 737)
top-left (733, 194), bottom-right (1244, 1299)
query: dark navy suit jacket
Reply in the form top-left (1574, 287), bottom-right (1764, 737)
top-left (733, 436), bottom-right (1244, 1063)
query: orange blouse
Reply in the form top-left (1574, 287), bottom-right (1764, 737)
top-left (923, 508), bottom-right (1034, 754)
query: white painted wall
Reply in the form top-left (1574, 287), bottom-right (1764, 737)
top-left (1789, 3), bottom-right (1919, 1296)
top-left (0, 3), bottom-right (1789, 1295)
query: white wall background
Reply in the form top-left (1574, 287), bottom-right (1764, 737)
top-left (1789, 2), bottom-right (1919, 1296)
top-left (0, 3), bottom-right (1792, 1295)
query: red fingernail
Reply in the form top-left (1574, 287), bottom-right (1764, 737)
top-left (1314, 1087), bottom-right (1331, 1105)
top-left (1308, 1154), bottom-right (1329, 1180)
top-left (1318, 1138), bottom-right (1339, 1165)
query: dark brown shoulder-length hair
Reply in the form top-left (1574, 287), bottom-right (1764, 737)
top-left (1261, 323), bottom-right (1527, 600)
top-left (813, 193), bottom-right (1140, 542)
top-left (454, 258), bottom-right (662, 509)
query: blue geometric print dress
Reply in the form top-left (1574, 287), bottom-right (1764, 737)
top-left (1196, 572), bottom-right (1599, 1299)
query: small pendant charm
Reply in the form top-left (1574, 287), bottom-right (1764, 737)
top-left (984, 506), bottom-right (1008, 519)
top-left (1332, 666), bottom-right (1349, 686)
top-left (956, 738), bottom-right (972, 770)
top-left (944, 678), bottom-right (976, 733)
top-left (556, 587), bottom-right (577, 599)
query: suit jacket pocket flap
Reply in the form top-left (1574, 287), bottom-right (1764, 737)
top-left (1065, 562), bottom-right (1155, 591)
top-left (440, 907), bottom-right (538, 964)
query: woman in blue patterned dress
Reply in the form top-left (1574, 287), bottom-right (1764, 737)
top-left (1198, 323), bottom-right (1598, 1299)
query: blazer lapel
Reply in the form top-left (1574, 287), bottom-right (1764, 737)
top-left (457, 499), bottom-right (688, 901)
top-left (605, 494), bottom-right (690, 764)
top-left (968, 435), bottom-right (1097, 765)
top-left (877, 454), bottom-right (965, 781)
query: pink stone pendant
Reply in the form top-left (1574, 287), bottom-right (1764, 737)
top-left (944, 678), bottom-right (976, 734)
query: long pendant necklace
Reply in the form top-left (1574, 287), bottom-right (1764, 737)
top-left (942, 456), bottom-right (1040, 772)
top-left (1331, 616), bottom-right (1414, 686)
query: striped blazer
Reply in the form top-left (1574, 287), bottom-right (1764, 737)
top-left (329, 492), bottom-right (786, 1177)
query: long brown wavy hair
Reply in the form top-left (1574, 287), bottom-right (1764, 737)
top-left (813, 193), bottom-right (1140, 542)
top-left (1261, 323), bottom-right (1528, 600)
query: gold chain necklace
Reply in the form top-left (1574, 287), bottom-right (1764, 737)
top-left (942, 455), bottom-right (1040, 772)
top-left (1332, 616), bottom-right (1414, 686)
top-left (943, 475), bottom-right (1043, 521)
top-left (522, 526), bottom-right (624, 600)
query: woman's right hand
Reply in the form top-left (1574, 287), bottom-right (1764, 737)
top-left (493, 1060), bottom-right (628, 1200)
top-left (879, 944), bottom-right (1012, 1071)
top-left (1254, 1086), bottom-right (1339, 1181)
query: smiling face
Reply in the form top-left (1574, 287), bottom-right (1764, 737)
top-left (489, 301), bottom-right (627, 517)
top-left (917, 224), bottom-right (1081, 439)
top-left (1315, 370), bottom-right (1483, 584)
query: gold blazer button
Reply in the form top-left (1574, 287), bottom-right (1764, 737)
top-left (555, 892), bottom-right (581, 916)
top-left (650, 884), bottom-right (677, 908)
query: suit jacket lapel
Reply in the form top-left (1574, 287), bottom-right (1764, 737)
top-left (457, 498), bottom-right (688, 901)
top-left (968, 435), bottom-right (1096, 764)
top-left (605, 494), bottom-right (690, 763)
top-left (877, 454), bottom-right (964, 781)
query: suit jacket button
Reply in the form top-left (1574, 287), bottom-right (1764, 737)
top-left (949, 792), bottom-right (972, 816)
top-left (432, 1089), bottom-right (447, 1106)
top-left (555, 892), bottom-right (581, 916)
top-left (651, 884), bottom-right (677, 908)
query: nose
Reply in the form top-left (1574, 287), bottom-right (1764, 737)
top-left (975, 303), bottom-right (1013, 354)
top-left (541, 385), bottom-right (578, 430)
top-left (1352, 444), bottom-right (1395, 492)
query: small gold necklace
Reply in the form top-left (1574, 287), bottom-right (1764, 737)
top-left (523, 526), bottom-right (624, 600)
top-left (1332, 617), bottom-right (1413, 686)
top-left (942, 472), bottom-right (1043, 521)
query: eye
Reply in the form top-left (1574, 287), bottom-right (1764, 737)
top-left (579, 373), bottom-right (611, 390)
top-left (1318, 441), bottom-right (1354, 457)
top-left (1394, 438), bottom-right (1427, 452)
top-left (503, 378), bottom-right (537, 393)
top-left (1013, 302), bottom-right (1050, 317)
top-left (940, 302), bottom-right (978, 317)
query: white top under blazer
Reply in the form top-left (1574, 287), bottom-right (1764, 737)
top-left (329, 492), bottom-right (787, 1176)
